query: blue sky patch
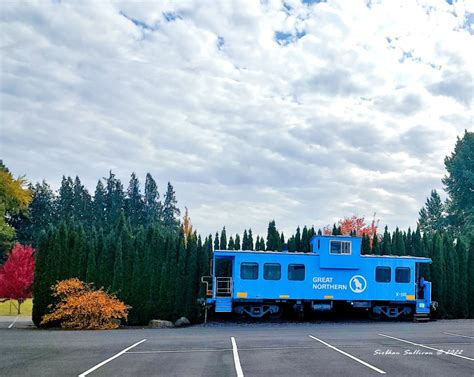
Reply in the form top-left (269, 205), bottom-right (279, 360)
top-left (217, 36), bottom-right (225, 50)
top-left (120, 11), bottom-right (155, 31)
top-left (163, 12), bottom-right (182, 22)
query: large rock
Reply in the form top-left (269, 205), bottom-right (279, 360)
top-left (174, 317), bottom-right (191, 327)
top-left (148, 320), bottom-right (174, 329)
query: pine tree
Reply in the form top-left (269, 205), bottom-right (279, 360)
top-left (12, 180), bottom-right (55, 246)
top-left (442, 130), bottom-right (474, 241)
top-left (280, 232), bottom-right (285, 251)
top-left (162, 182), bottom-right (180, 228)
top-left (418, 190), bottom-right (445, 234)
top-left (72, 176), bottom-right (92, 224)
top-left (105, 171), bottom-right (124, 227)
top-left (57, 176), bottom-right (74, 221)
top-left (126, 172), bottom-right (144, 227)
top-left (93, 180), bottom-right (106, 226)
top-left (220, 227), bottom-right (227, 250)
top-left (255, 236), bottom-right (261, 251)
top-left (144, 173), bottom-right (161, 224)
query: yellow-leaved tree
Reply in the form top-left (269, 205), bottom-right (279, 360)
top-left (0, 161), bottom-right (32, 260)
top-left (41, 278), bottom-right (129, 329)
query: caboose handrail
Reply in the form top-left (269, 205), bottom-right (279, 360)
top-left (215, 276), bottom-right (232, 297)
top-left (201, 276), bottom-right (213, 296)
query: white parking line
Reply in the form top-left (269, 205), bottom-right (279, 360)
top-left (231, 337), bottom-right (244, 377)
top-left (378, 333), bottom-right (474, 362)
top-left (309, 335), bottom-right (386, 374)
top-left (8, 316), bottom-right (19, 329)
top-left (444, 332), bottom-right (474, 340)
top-left (78, 338), bottom-right (147, 377)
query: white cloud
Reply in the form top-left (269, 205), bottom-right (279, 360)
top-left (1, 0), bottom-right (472, 238)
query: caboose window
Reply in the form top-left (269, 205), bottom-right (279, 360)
top-left (395, 267), bottom-right (410, 283)
top-left (376, 266), bottom-right (391, 282)
top-left (241, 262), bottom-right (258, 280)
top-left (330, 240), bottom-right (351, 255)
top-left (288, 264), bottom-right (305, 281)
top-left (264, 263), bottom-right (281, 280)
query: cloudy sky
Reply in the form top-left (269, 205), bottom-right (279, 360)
top-left (1, 0), bottom-right (472, 238)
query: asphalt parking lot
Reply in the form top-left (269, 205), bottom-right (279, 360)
top-left (0, 318), bottom-right (473, 377)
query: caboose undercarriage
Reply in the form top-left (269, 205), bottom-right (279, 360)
top-left (206, 298), bottom-right (427, 320)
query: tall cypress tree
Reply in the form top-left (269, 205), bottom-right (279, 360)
top-left (468, 239), bottom-right (474, 318)
top-left (248, 229), bottom-right (254, 250)
top-left (242, 230), bottom-right (249, 250)
top-left (32, 229), bottom-right (52, 327)
top-left (266, 220), bottom-right (280, 251)
top-left (361, 234), bottom-right (371, 254)
top-left (234, 234), bottom-right (241, 250)
top-left (295, 226), bottom-right (301, 251)
top-left (85, 231), bottom-right (98, 284)
top-left (228, 236), bottom-right (235, 250)
top-left (444, 234), bottom-right (457, 318)
top-left (431, 233), bottom-right (447, 317)
top-left (455, 239), bottom-right (469, 318)
top-left (214, 232), bottom-right (219, 250)
top-left (112, 237), bottom-right (124, 295)
top-left (301, 226), bottom-right (309, 252)
top-left (220, 227), bottom-right (227, 250)
top-left (381, 226), bottom-right (392, 255)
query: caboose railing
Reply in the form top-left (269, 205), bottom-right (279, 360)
top-left (215, 277), bottom-right (232, 297)
top-left (201, 276), bottom-right (213, 296)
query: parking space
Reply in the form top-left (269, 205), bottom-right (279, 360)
top-left (0, 320), bottom-right (473, 377)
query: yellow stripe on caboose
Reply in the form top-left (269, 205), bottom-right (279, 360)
top-left (406, 295), bottom-right (415, 300)
top-left (237, 292), bottom-right (248, 298)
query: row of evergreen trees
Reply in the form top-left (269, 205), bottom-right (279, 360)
top-left (32, 215), bottom-right (213, 326)
top-left (11, 172), bottom-right (181, 253)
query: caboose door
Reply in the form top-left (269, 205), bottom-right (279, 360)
top-left (214, 256), bottom-right (234, 297)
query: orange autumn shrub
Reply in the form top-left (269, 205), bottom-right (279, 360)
top-left (41, 278), bottom-right (129, 329)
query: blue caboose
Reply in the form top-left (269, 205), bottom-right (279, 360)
top-left (202, 235), bottom-right (434, 320)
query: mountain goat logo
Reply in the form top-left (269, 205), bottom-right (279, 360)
top-left (349, 275), bottom-right (367, 293)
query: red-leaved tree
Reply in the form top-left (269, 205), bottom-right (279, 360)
top-left (324, 214), bottom-right (379, 242)
top-left (0, 244), bottom-right (35, 314)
